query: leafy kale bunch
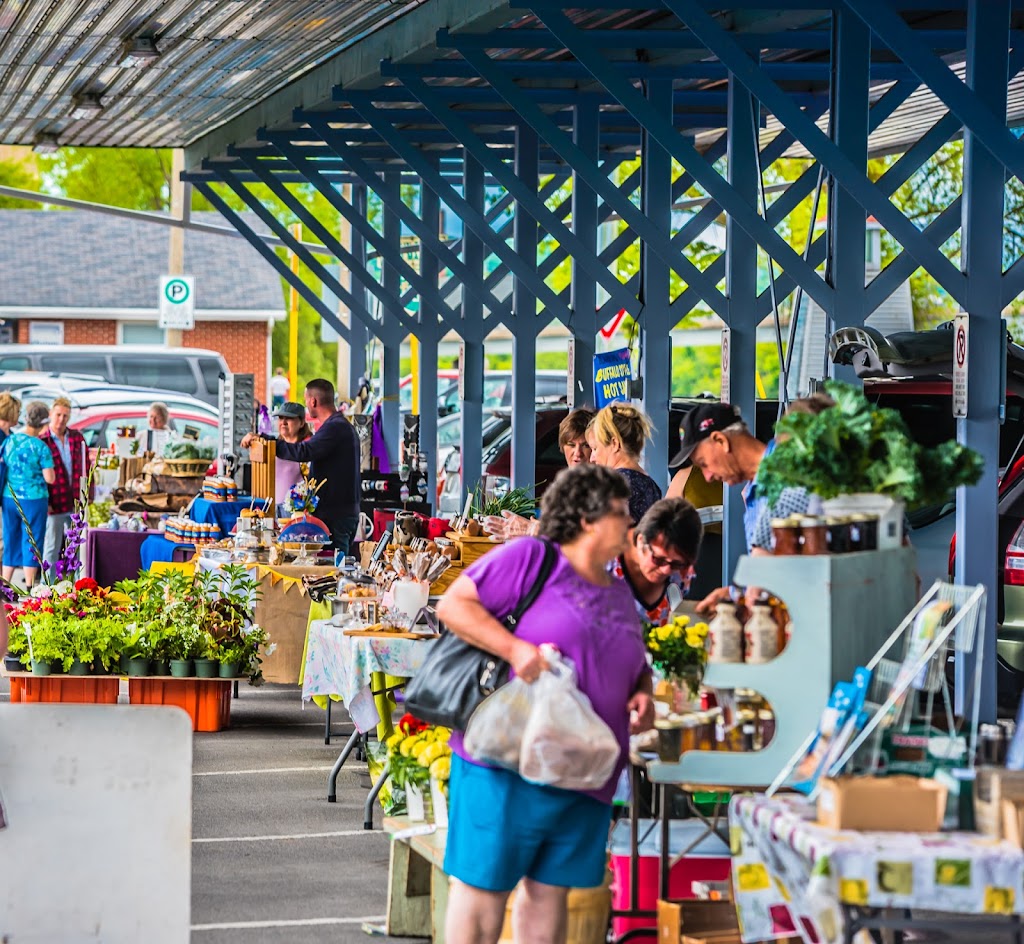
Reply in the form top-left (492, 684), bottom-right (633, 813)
top-left (758, 381), bottom-right (983, 508)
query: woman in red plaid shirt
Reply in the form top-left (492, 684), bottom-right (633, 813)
top-left (39, 398), bottom-right (89, 570)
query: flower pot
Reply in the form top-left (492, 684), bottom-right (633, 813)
top-left (49, 661), bottom-right (64, 675)
top-left (218, 661), bottom-right (240, 679)
top-left (406, 782), bottom-right (427, 822)
top-left (194, 658), bottom-right (219, 679)
top-left (92, 661), bottom-right (111, 675)
top-left (169, 659), bottom-right (194, 678)
top-left (3, 655), bottom-right (23, 673)
top-left (30, 659), bottom-right (51, 676)
top-left (69, 659), bottom-right (91, 676)
top-left (126, 657), bottom-right (151, 677)
top-left (119, 653), bottom-right (130, 674)
top-left (152, 659), bottom-right (170, 677)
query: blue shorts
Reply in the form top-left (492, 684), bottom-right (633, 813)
top-left (444, 754), bottom-right (612, 892)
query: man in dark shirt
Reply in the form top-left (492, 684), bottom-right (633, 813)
top-left (247, 378), bottom-right (361, 555)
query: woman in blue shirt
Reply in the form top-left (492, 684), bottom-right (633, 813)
top-left (1, 401), bottom-right (56, 588)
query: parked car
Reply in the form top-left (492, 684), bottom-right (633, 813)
top-left (436, 370), bottom-right (569, 416)
top-left (8, 381), bottom-right (219, 423)
top-left (71, 406), bottom-right (219, 454)
top-left (832, 322), bottom-right (1024, 710)
top-left (0, 344), bottom-right (229, 406)
top-left (0, 370), bottom-right (106, 392)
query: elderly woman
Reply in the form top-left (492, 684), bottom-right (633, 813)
top-left (1, 401), bottom-right (56, 588)
top-left (0, 392), bottom-right (19, 445)
top-left (613, 497), bottom-right (703, 625)
top-left (437, 464), bottom-right (654, 944)
top-left (587, 403), bottom-right (662, 524)
top-left (272, 401), bottom-right (313, 515)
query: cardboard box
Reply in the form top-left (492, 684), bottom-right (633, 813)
top-left (817, 776), bottom-right (947, 832)
top-left (657, 900), bottom-right (738, 944)
top-left (974, 768), bottom-right (1024, 839)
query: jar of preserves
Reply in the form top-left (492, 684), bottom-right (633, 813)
top-left (770, 517), bottom-right (802, 555)
top-left (799, 516), bottom-right (829, 555)
top-left (708, 602), bottom-right (743, 663)
top-left (826, 517), bottom-right (851, 554)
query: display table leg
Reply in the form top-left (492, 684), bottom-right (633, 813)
top-left (386, 840), bottom-right (432, 937)
top-left (431, 863), bottom-right (449, 944)
top-left (326, 728), bottom-right (362, 803)
top-left (364, 761), bottom-right (390, 830)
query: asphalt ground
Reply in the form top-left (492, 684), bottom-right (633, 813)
top-left (0, 676), bottom-right (421, 944)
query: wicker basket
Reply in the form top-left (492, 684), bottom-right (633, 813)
top-left (160, 458), bottom-right (210, 477)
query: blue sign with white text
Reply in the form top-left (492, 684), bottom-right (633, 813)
top-left (593, 348), bottom-right (631, 407)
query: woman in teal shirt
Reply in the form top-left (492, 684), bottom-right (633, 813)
top-left (2, 401), bottom-right (56, 588)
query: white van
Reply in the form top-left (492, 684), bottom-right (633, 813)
top-left (0, 345), bottom-right (228, 406)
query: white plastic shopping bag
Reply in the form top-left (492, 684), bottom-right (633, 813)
top-left (463, 675), bottom-right (535, 770)
top-left (519, 651), bottom-right (620, 791)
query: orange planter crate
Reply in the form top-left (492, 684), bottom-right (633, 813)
top-left (128, 678), bottom-right (233, 732)
top-left (9, 673), bottom-right (119, 705)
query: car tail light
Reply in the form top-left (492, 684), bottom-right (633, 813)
top-left (1006, 522), bottom-right (1024, 586)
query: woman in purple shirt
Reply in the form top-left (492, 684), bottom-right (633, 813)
top-left (437, 464), bottom-right (655, 944)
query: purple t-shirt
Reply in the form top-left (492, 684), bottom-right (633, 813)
top-left (450, 537), bottom-right (649, 804)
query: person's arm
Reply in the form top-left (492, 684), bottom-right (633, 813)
top-left (42, 467), bottom-right (56, 485)
top-left (627, 670), bottom-right (655, 733)
top-left (666, 466), bottom-right (691, 500)
top-left (274, 421), bottom-right (340, 463)
top-left (436, 574), bottom-right (546, 681)
top-left (38, 442), bottom-right (56, 486)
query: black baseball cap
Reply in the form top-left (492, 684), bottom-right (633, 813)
top-left (670, 403), bottom-right (742, 467)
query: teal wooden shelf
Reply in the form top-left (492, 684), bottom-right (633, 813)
top-left (648, 547), bottom-right (918, 788)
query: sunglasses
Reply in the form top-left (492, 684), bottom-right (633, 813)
top-left (639, 533), bottom-right (693, 573)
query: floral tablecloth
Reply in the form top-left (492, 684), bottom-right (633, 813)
top-left (730, 793), bottom-right (1024, 944)
top-left (301, 618), bottom-right (437, 732)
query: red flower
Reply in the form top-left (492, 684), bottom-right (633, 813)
top-left (398, 713), bottom-right (428, 735)
top-left (74, 577), bottom-right (100, 593)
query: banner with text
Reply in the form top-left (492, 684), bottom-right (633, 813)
top-left (593, 348), bottom-right (631, 408)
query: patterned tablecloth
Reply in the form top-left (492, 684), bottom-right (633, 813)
top-left (730, 793), bottom-right (1024, 944)
top-left (301, 618), bottom-right (437, 732)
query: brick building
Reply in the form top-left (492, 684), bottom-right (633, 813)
top-left (0, 210), bottom-right (285, 401)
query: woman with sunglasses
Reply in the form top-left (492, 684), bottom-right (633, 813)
top-left (611, 498), bottom-right (703, 626)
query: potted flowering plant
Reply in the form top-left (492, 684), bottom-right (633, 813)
top-left (384, 715), bottom-right (453, 821)
top-left (643, 613), bottom-right (710, 698)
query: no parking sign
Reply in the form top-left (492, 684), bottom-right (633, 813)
top-left (952, 312), bottom-right (968, 418)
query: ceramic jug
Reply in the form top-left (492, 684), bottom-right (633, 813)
top-left (708, 602), bottom-right (743, 664)
top-left (744, 603), bottom-right (780, 664)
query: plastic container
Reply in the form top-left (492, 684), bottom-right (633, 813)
top-left (608, 818), bottom-right (731, 937)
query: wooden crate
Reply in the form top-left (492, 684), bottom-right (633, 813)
top-left (446, 532), bottom-right (500, 567)
top-left (428, 561), bottom-right (463, 596)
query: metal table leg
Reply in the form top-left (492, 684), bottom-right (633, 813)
top-left (326, 728), bottom-right (362, 803)
top-left (324, 698), bottom-right (332, 745)
top-left (364, 761), bottom-right (390, 830)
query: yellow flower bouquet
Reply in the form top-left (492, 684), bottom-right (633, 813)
top-left (385, 714), bottom-right (453, 796)
top-left (643, 614), bottom-right (709, 696)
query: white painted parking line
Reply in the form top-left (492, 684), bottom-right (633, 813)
top-left (194, 829), bottom-right (384, 843)
top-left (192, 915), bottom-right (385, 930)
top-left (193, 764), bottom-right (366, 776)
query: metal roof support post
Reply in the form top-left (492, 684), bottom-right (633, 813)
top-left (190, 179), bottom-right (350, 343)
top-left (724, 74), bottom-right (760, 577)
top-left (418, 172), bottom-right (442, 504)
top-left (512, 125), bottom-right (539, 497)
top-left (639, 80), bottom-right (673, 487)
top-left (829, 6), bottom-right (870, 386)
top-left (348, 185), bottom-right (370, 399)
top-left (380, 172), bottom-right (404, 469)
top-left (571, 101), bottom-right (601, 408)
top-left (459, 154), bottom-right (486, 511)
top-left (955, 0), bottom-right (1009, 724)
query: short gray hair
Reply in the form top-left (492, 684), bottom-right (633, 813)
top-left (25, 400), bottom-right (51, 429)
top-left (722, 421), bottom-right (751, 436)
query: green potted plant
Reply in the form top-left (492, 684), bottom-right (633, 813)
top-left (758, 381), bottom-right (984, 545)
top-left (16, 613), bottom-right (68, 676)
top-left (193, 632), bottom-right (219, 679)
top-left (165, 623), bottom-right (202, 678)
top-left (121, 624), bottom-right (152, 676)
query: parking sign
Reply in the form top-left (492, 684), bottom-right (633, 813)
top-left (159, 275), bottom-right (195, 329)
top-left (953, 312), bottom-right (968, 417)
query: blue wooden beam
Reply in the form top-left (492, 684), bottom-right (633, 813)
top-left (512, 126), bottom-right (540, 496)
top-left (295, 119), bottom-right (515, 326)
top-left (527, 5), bottom-right (834, 315)
top-left (347, 184), bottom-right (370, 400)
top-left (331, 92), bottom-right (575, 326)
top-left (571, 101), bottom-right (601, 408)
top-left (460, 155), bottom-right (486, 510)
top-left (829, 5), bottom-right (871, 383)
top-left (417, 170), bottom-right (442, 504)
top-left (955, 0), bottom-right (1009, 725)
top-left (192, 180), bottom-right (351, 343)
top-left (845, 0), bottom-right (1024, 183)
top-left (231, 147), bottom-right (422, 337)
top-left (435, 49), bottom-right (729, 319)
top-left (664, 0), bottom-right (967, 306)
top-left (382, 72), bottom-right (646, 322)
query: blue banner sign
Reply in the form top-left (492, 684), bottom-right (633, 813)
top-left (593, 348), bottom-right (631, 407)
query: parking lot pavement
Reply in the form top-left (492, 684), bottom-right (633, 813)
top-left (0, 677), bottom-right (421, 943)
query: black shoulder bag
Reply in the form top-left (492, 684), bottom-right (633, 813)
top-left (403, 539), bottom-right (557, 730)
